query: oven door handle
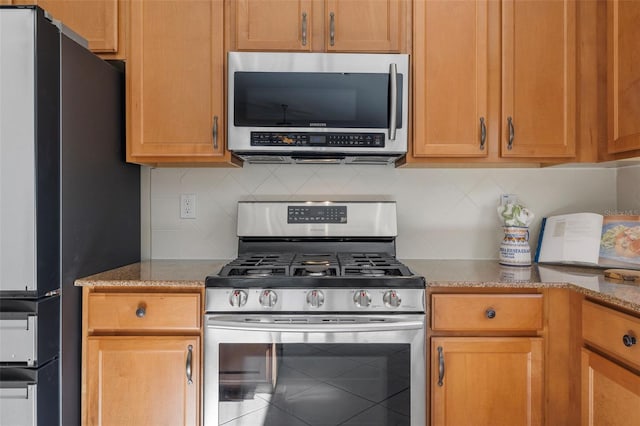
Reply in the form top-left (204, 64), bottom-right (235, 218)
top-left (206, 319), bottom-right (423, 333)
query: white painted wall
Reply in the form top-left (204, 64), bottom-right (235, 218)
top-left (143, 164), bottom-right (619, 260)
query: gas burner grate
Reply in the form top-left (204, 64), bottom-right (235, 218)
top-left (338, 253), bottom-right (413, 277)
top-left (220, 253), bottom-right (295, 276)
top-left (290, 253), bottom-right (340, 277)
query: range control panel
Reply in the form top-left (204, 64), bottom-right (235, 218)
top-left (288, 205), bottom-right (347, 224)
top-left (250, 132), bottom-right (385, 148)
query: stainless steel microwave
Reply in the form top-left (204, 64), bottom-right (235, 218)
top-left (227, 52), bottom-right (409, 165)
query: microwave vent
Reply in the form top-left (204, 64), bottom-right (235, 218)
top-left (241, 155), bottom-right (290, 164)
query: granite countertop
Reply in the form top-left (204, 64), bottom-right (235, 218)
top-left (75, 259), bottom-right (640, 314)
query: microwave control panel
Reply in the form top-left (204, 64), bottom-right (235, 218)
top-left (250, 132), bottom-right (385, 148)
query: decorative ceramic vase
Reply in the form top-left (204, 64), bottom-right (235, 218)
top-left (499, 226), bottom-right (531, 266)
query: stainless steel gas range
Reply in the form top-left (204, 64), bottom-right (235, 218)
top-left (204, 201), bottom-right (425, 426)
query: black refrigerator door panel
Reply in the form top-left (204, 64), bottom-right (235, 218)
top-left (59, 35), bottom-right (140, 426)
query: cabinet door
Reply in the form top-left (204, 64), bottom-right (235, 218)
top-left (607, 0), bottom-right (640, 154)
top-left (581, 348), bottom-right (640, 426)
top-left (14, 0), bottom-right (119, 53)
top-left (235, 0), bottom-right (312, 51)
top-left (501, 0), bottom-right (576, 158)
top-left (413, 0), bottom-right (489, 157)
top-left (85, 336), bottom-right (199, 426)
top-left (431, 337), bottom-right (543, 426)
top-left (127, 0), bottom-right (226, 164)
top-left (325, 0), bottom-right (403, 52)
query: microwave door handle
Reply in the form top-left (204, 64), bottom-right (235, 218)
top-left (389, 63), bottom-right (398, 141)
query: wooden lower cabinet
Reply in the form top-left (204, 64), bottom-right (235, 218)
top-left (82, 287), bottom-right (202, 426)
top-left (581, 348), bottom-right (640, 426)
top-left (85, 336), bottom-right (199, 426)
top-left (431, 336), bottom-right (544, 426)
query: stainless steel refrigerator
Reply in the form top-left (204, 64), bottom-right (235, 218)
top-left (0, 6), bottom-right (140, 425)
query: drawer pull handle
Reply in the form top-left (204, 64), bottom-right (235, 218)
top-left (437, 346), bottom-right (445, 387)
top-left (135, 305), bottom-right (146, 318)
top-left (186, 345), bottom-right (193, 385)
top-left (623, 334), bottom-right (637, 347)
top-left (485, 308), bottom-right (496, 319)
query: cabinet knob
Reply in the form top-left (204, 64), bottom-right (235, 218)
top-left (622, 334), bottom-right (637, 347)
top-left (136, 305), bottom-right (146, 318)
top-left (485, 308), bottom-right (496, 319)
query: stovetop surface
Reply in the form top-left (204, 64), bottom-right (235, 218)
top-left (206, 252), bottom-right (425, 289)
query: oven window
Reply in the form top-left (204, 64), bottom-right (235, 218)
top-left (233, 72), bottom-right (403, 129)
top-left (218, 343), bottom-right (410, 426)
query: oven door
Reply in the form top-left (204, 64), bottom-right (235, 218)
top-left (204, 314), bottom-right (425, 426)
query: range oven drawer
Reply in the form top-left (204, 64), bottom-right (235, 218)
top-left (0, 359), bottom-right (59, 426)
top-left (0, 297), bottom-right (59, 366)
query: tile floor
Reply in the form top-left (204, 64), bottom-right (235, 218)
top-left (219, 344), bottom-right (411, 426)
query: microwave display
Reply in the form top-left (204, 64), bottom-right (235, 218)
top-left (234, 72), bottom-right (403, 129)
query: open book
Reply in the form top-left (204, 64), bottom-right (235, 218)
top-left (535, 213), bottom-right (640, 269)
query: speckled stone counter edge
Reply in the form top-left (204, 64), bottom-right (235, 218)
top-left (75, 259), bottom-right (640, 314)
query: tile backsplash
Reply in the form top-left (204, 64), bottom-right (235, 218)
top-left (145, 164), bottom-right (634, 260)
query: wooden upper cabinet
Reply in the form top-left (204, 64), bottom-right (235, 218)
top-left (410, 0), bottom-right (577, 163)
top-left (607, 0), bottom-right (640, 154)
top-left (127, 0), bottom-right (229, 164)
top-left (501, 0), bottom-right (576, 158)
top-left (413, 0), bottom-right (490, 157)
top-left (235, 0), bottom-right (313, 51)
top-left (15, 0), bottom-right (121, 55)
top-left (231, 0), bottom-right (406, 52)
top-left (325, 0), bottom-right (402, 52)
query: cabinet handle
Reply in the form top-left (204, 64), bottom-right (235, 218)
top-left (302, 12), bottom-right (307, 46)
top-left (623, 334), bottom-right (637, 347)
top-left (329, 12), bottom-right (335, 46)
top-left (437, 346), bottom-right (445, 387)
top-left (186, 344), bottom-right (193, 385)
top-left (479, 117), bottom-right (486, 150)
top-left (135, 305), bottom-right (146, 318)
top-left (212, 116), bottom-right (218, 150)
top-left (507, 116), bottom-right (514, 150)
top-left (485, 308), bottom-right (496, 319)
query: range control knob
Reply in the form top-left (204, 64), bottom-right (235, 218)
top-left (383, 290), bottom-right (402, 308)
top-left (259, 290), bottom-right (278, 308)
top-left (229, 289), bottom-right (248, 307)
top-left (306, 290), bottom-right (325, 308)
top-left (353, 290), bottom-right (372, 308)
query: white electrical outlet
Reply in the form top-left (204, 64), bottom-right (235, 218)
top-left (180, 193), bottom-right (196, 219)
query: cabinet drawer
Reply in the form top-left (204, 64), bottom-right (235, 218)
top-left (87, 293), bottom-right (201, 332)
top-left (431, 294), bottom-right (543, 331)
top-left (582, 300), bottom-right (640, 369)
